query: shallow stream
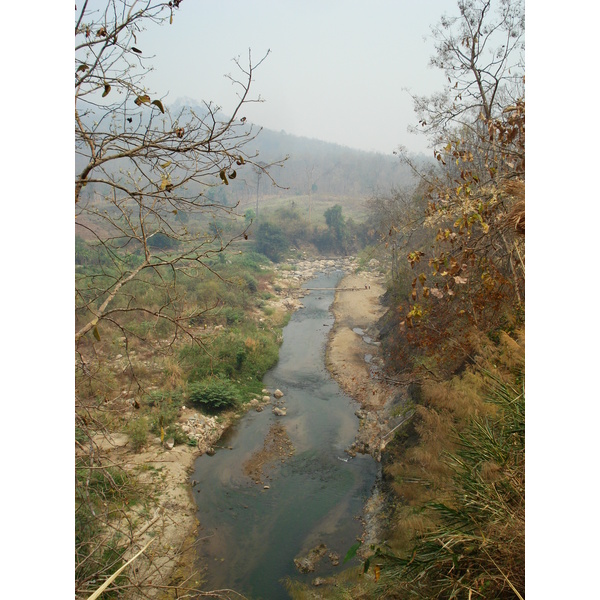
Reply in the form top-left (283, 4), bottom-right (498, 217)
top-left (191, 270), bottom-right (378, 599)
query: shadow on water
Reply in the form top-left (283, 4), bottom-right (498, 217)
top-left (191, 271), bottom-right (378, 599)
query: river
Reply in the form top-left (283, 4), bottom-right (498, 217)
top-left (190, 269), bottom-right (379, 599)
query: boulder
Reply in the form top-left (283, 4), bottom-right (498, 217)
top-left (273, 389), bottom-right (284, 399)
top-left (294, 543), bottom-right (328, 574)
top-left (272, 407), bottom-right (287, 416)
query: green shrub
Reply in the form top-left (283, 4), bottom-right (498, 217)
top-left (222, 307), bottom-right (244, 325)
top-left (244, 274), bottom-right (258, 293)
top-left (127, 417), bottom-right (149, 452)
top-left (230, 250), bottom-right (270, 272)
top-left (181, 322), bottom-right (282, 385)
top-left (255, 221), bottom-right (290, 262)
top-left (163, 423), bottom-right (188, 445)
top-left (147, 232), bottom-right (178, 250)
top-left (235, 348), bottom-right (247, 370)
top-left (187, 379), bottom-right (240, 412)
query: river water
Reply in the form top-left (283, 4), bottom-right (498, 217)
top-left (191, 270), bottom-right (378, 599)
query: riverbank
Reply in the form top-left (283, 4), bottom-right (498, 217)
top-left (326, 270), bottom-right (396, 461)
top-left (325, 268), bottom-right (402, 555)
top-left (86, 256), bottom-right (364, 598)
top-left (159, 263), bottom-right (397, 597)
top-left (149, 260), bottom-right (398, 596)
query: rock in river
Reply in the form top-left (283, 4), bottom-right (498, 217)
top-left (294, 543), bottom-right (328, 573)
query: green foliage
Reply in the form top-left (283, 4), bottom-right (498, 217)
top-left (235, 347), bottom-right (247, 370)
top-left (75, 236), bottom-right (113, 267)
top-left (243, 273), bottom-right (258, 293)
top-left (146, 391), bottom-right (183, 436)
top-left (230, 250), bottom-right (271, 272)
top-left (181, 322), bottom-right (281, 387)
top-left (221, 306), bottom-right (244, 325)
top-left (126, 417), bottom-right (149, 452)
top-left (343, 541), bottom-right (362, 564)
top-left (147, 232), bottom-right (178, 250)
top-left (244, 208), bottom-right (256, 225)
top-left (324, 204), bottom-right (346, 239)
top-left (255, 221), bottom-right (290, 262)
top-left (205, 185), bottom-right (230, 206)
top-left (187, 379), bottom-right (240, 412)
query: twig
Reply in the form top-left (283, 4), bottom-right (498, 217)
top-left (86, 538), bottom-right (155, 600)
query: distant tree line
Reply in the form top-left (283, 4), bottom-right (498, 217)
top-left (252, 203), bottom-right (374, 261)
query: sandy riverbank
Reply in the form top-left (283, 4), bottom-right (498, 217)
top-left (326, 271), bottom-right (396, 460)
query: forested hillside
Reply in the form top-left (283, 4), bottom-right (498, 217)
top-left (77, 102), bottom-right (422, 224)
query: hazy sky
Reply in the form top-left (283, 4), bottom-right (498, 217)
top-left (140, 0), bottom-right (455, 155)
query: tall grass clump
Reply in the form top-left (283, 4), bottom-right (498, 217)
top-left (75, 462), bottom-right (133, 597)
top-left (371, 366), bottom-right (525, 599)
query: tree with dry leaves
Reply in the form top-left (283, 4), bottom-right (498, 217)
top-left (75, 0), bottom-right (280, 346)
top-left (409, 0), bottom-right (524, 145)
top-left (368, 0), bottom-right (525, 377)
top-left (356, 4), bottom-right (526, 598)
top-left (75, 2), bottom-right (281, 597)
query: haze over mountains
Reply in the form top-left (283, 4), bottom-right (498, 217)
top-left (173, 97), bottom-right (431, 205)
top-left (77, 95), bottom-right (433, 214)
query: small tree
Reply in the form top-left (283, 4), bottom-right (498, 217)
top-left (255, 221), bottom-right (290, 262)
top-left (409, 0), bottom-right (524, 145)
top-left (323, 204), bottom-right (349, 253)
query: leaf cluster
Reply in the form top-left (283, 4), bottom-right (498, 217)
top-left (187, 379), bottom-right (240, 412)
